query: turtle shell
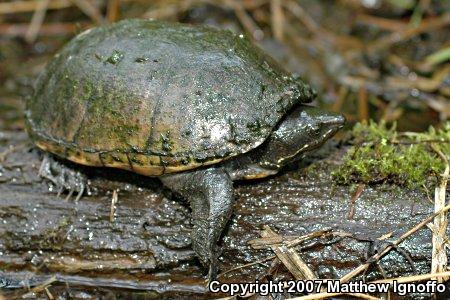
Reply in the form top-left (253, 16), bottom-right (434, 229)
top-left (26, 19), bottom-right (314, 176)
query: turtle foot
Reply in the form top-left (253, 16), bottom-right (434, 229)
top-left (39, 154), bottom-right (89, 201)
top-left (160, 168), bottom-right (234, 280)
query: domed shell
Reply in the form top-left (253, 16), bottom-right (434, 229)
top-left (26, 19), bottom-right (314, 176)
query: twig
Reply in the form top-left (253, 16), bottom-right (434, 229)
top-left (356, 14), bottom-right (408, 31)
top-left (372, 271), bottom-right (450, 284)
top-left (385, 65), bottom-right (450, 93)
top-left (21, 276), bottom-right (57, 298)
top-left (348, 183), bottom-right (365, 219)
top-left (426, 46), bottom-right (450, 66)
top-left (69, 0), bottom-right (105, 24)
top-left (0, 146), bottom-right (16, 163)
top-left (25, 0), bottom-right (50, 43)
top-left (340, 203), bottom-right (450, 283)
top-left (142, 0), bottom-right (195, 19)
top-left (423, 183), bottom-right (434, 204)
top-left (410, 0), bottom-right (431, 28)
top-left (218, 256), bottom-right (273, 277)
top-left (110, 190), bottom-right (118, 222)
top-left (260, 225), bottom-right (317, 280)
top-left (0, 0), bottom-right (70, 14)
top-left (270, 0), bottom-right (284, 41)
top-left (358, 87), bottom-right (369, 121)
top-left (225, 0), bottom-right (263, 40)
top-left (291, 271), bottom-right (450, 300)
top-left (107, 0), bottom-right (121, 22)
top-left (0, 22), bottom-right (90, 37)
top-left (44, 286), bottom-right (54, 300)
top-left (249, 229), bottom-right (333, 249)
top-left (284, 0), bottom-right (362, 50)
top-left (430, 144), bottom-right (449, 282)
top-left (331, 86), bottom-right (349, 113)
top-left (219, 229), bottom-right (333, 277)
top-left (283, 0), bottom-right (321, 36)
top-left (370, 13), bottom-right (450, 51)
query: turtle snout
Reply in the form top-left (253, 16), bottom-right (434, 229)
top-left (321, 114), bottom-right (345, 129)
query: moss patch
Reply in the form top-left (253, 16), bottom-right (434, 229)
top-left (333, 121), bottom-right (450, 188)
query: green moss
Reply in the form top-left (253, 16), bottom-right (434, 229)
top-left (105, 50), bottom-right (124, 65)
top-left (160, 131), bottom-right (173, 152)
top-left (332, 120), bottom-right (450, 188)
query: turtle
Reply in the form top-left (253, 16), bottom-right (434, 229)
top-left (25, 19), bottom-right (344, 278)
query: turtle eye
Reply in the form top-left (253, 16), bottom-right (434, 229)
top-left (309, 124), bottom-right (320, 134)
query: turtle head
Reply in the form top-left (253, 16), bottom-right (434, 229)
top-left (257, 105), bottom-right (345, 169)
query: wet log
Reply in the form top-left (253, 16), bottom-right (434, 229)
top-left (0, 130), bottom-right (443, 299)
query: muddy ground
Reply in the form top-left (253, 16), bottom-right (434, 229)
top-left (0, 129), bottom-right (445, 299)
top-left (1, 1), bottom-right (449, 299)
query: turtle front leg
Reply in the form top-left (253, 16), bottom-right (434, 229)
top-left (160, 167), bottom-right (234, 280)
top-left (39, 154), bottom-right (88, 201)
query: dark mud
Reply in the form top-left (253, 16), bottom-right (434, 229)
top-left (0, 130), bottom-right (440, 299)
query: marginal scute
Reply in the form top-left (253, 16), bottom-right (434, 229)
top-left (26, 19), bottom-right (314, 175)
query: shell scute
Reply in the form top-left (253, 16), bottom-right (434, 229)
top-left (26, 19), bottom-right (314, 175)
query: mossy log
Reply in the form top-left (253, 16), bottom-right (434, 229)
top-left (0, 131), bottom-right (445, 299)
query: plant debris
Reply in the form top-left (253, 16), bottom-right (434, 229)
top-left (333, 121), bottom-right (450, 189)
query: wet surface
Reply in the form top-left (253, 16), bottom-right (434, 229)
top-left (0, 130), bottom-right (440, 299)
top-left (1, 1), bottom-right (449, 298)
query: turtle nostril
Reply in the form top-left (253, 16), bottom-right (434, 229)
top-left (335, 115), bottom-right (346, 126)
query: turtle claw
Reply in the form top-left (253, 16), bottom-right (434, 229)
top-left (160, 168), bottom-right (233, 281)
top-left (206, 257), bottom-right (219, 283)
top-left (74, 185), bottom-right (85, 202)
top-left (39, 154), bottom-right (89, 201)
top-left (65, 189), bottom-right (74, 201)
top-left (56, 186), bottom-right (64, 198)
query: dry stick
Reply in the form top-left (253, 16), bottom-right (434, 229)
top-left (220, 230), bottom-right (350, 278)
top-left (217, 256), bottom-right (273, 277)
top-left (217, 231), bottom-right (360, 299)
top-left (21, 276), bottom-right (57, 298)
top-left (356, 14), bottom-right (408, 31)
top-left (107, 0), bottom-right (121, 23)
top-left (331, 86), bottom-right (349, 113)
top-left (385, 65), bottom-right (450, 93)
top-left (358, 87), bottom-right (369, 121)
top-left (340, 203), bottom-right (450, 283)
top-left (270, 0), bottom-right (284, 41)
top-left (142, 0), bottom-right (193, 19)
top-left (371, 13), bottom-right (450, 51)
top-left (283, 0), bottom-right (321, 36)
top-left (410, 0), bottom-right (431, 27)
top-left (372, 271), bottom-right (450, 284)
top-left (0, 0), bottom-right (71, 14)
top-left (0, 0), bottom-right (140, 15)
top-left (0, 145), bottom-right (19, 163)
top-left (261, 226), bottom-right (317, 280)
top-left (69, 0), bottom-right (105, 24)
top-left (25, 0), bottom-right (50, 43)
top-left (284, 0), bottom-right (363, 50)
top-left (249, 229), bottom-right (332, 249)
top-left (348, 183), bottom-right (365, 220)
top-left (44, 286), bottom-right (54, 300)
top-left (291, 271), bottom-right (450, 300)
top-left (430, 144), bottom-right (450, 282)
top-left (110, 190), bottom-right (118, 222)
top-left (0, 22), bottom-right (89, 37)
top-left (225, 0), bottom-right (263, 40)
